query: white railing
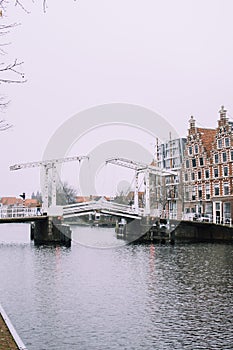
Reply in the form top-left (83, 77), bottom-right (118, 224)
top-left (63, 200), bottom-right (144, 217)
top-left (100, 201), bottom-right (145, 216)
top-left (0, 207), bottom-right (38, 219)
top-left (149, 209), bottom-right (178, 220)
top-left (182, 213), bottom-right (232, 227)
top-left (63, 201), bottom-right (99, 215)
top-left (215, 216), bottom-right (232, 226)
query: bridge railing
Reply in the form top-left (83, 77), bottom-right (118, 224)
top-left (63, 201), bottom-right (101, 215)
top-left (0, 207), bottom-right (38, 218)
top-left (100, 201), bottom-right (145, 216)
top-left (63, 200), bottom-right (145, 217)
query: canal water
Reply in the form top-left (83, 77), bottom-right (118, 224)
top-left (0, 223), bottom-right (233, 350)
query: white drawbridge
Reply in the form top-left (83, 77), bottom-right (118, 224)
top-left (63, 199), bottom-right (144, 220)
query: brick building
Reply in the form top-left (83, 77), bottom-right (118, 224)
top-left (182, 106), bottom-right (233, 223)
top-left (0, 197), bottom-right (39, 208)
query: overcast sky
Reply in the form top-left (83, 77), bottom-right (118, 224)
top-left (1, 0), bottom-right (233, 197)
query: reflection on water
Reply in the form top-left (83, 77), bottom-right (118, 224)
top-left (0, 224), bottom-right (233, 350)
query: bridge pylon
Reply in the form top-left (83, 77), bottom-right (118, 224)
top-left (10, 155), bottom-right (89, 214)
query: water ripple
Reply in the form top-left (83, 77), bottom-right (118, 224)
top-left (0, 225), bottom-right (233, 349)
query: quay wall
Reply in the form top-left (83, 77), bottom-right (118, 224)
top-left (174, 220), bottom-right (233, 242)
top-left (119, 218), bottom-right (233, 243)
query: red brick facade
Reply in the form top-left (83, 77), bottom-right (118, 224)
top-left (182, 106), bottom-right (233, 223)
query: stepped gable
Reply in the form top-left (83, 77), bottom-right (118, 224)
top-left (196, 127), bottom-right (216, 157)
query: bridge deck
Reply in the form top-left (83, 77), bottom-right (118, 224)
top-left (63, 200), bottom-right (144, 220)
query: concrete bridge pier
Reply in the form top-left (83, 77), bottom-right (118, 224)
top-left (30, 222), bottom-right (35, 240)
top-left (32, 217), bottom-right (71, 247)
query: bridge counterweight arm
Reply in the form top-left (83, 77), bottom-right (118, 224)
top-left (10, 155), bottom-right (89, 172)
top-left (106, 157), bottom-right (177, 176)
top-left (106, 157), bottom-right (179, 216)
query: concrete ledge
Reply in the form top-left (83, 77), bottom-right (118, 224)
top-left (0, 304), bottom-right (27, 350)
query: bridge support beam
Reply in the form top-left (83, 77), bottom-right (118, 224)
top-left (32, 217), bottom-right (71, 247)
top-left (145, 170), bottom-right (150, 216)
top-left (134, 171), bottom-right (139, 214)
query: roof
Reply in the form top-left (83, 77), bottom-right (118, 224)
top-left (24, 199), bottom-right (39, 207)
top-left (75, 196), bottom-right (91, 203)
top-left (0, 197), bottom-right (39, 207)
top-left (196, 127), bottom-right (216, 155)
top-left (127, 191), bottom-right (144, 199)
top-left (75, 196), bottom-right (111, 203)
top-left (0, 197), bottom-right (23, 206)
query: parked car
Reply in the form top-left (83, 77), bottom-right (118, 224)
top-left (193, 213), bottom-right (212, 222)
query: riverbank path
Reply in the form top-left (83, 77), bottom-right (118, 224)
top-left (0, 313), bottom-right (18, 350)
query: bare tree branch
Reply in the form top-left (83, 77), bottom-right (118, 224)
top-left (0, 118), bottom-right (12, 131)
top-left (0, 23), bottom-right (19, 36)
top-left (0, 42), bottom-right (9, 55)
top-left (0, 96), bottom-right (10, 109)
top-left (43, 0), bottom-right (47, 13)
top-left (0, 0), bottom-right (77, 131)
top-left (0, 59), bottom-right (26, 83)
top-left (14, 0), bottom-right (30, 14)
top-left (0, 0), bottom-right (8, 13)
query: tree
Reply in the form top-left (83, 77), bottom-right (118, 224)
top-left (0, 1), bottom-right (26, 83)
top-left (113, 190), bottom-right (129, 205)
top-left (13, 0), bottom-right (76, 14)
top-left (31, 191), bottom-right (42, 203)
top-left (0, 0), bottom-right (76, 129)
top-left (0, 2), bottom-right (26, 130)
top-left (56, 181), bottom-right (77, 206)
